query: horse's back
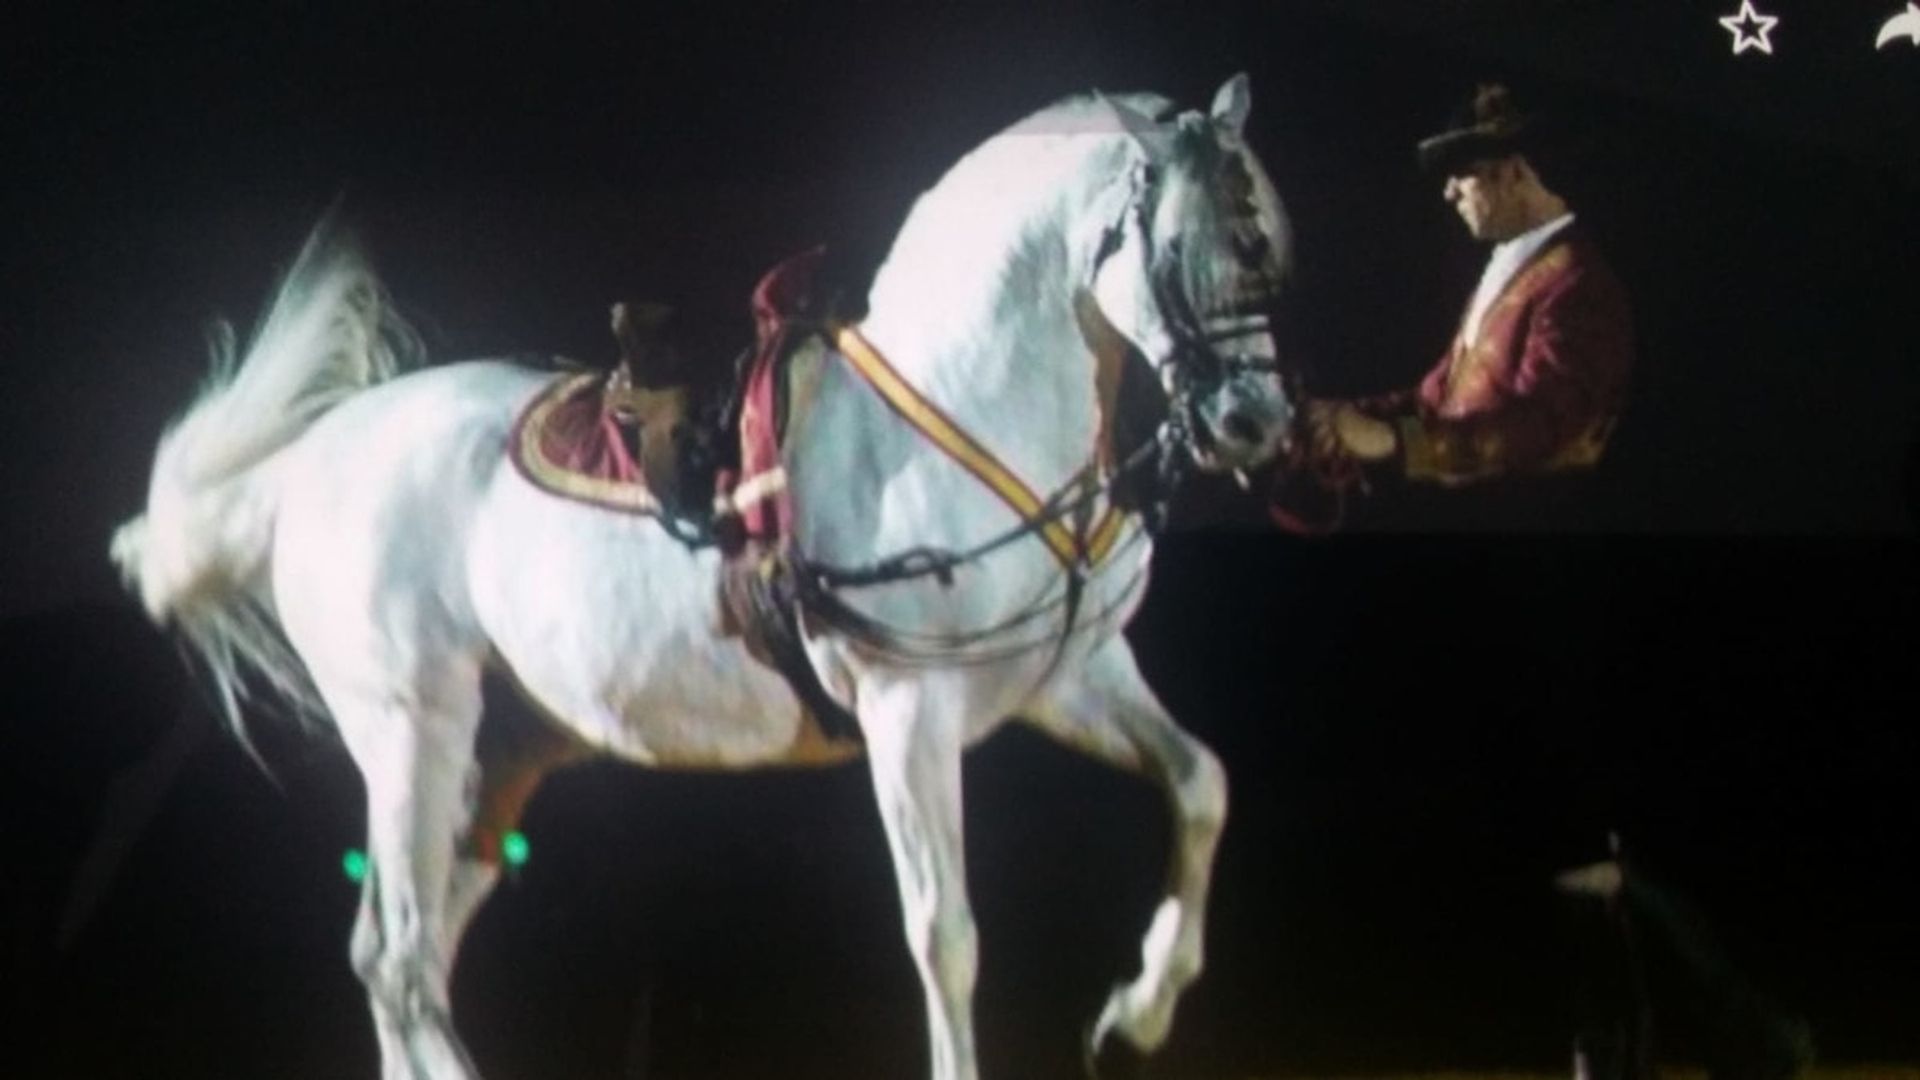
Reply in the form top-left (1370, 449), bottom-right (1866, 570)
top-left (281, 358), bottom-right (549, 531)
top-left (270, 359), bottom-right (553, 681)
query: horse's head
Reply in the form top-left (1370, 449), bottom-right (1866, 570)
top-left (1086, 74), bottom-right (1296, 475)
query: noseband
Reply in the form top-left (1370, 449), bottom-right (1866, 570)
top-left (1086, 159), bottom-right (1286, 528)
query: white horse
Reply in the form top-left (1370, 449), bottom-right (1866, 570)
top-left (113, 74), bottom-right (1296, 1080)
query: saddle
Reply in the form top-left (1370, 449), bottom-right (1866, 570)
top-left (507, 303), bottom-right (718, 522)
top-left (607, 301), bottom-right (691, 470)
top-left (514, 252), bottom-right (859, 743)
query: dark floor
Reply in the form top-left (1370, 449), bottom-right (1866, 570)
top-left (6, 535), bottom-right (1918, 1079)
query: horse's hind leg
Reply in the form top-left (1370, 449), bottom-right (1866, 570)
top-left (332, 659), bottom-right (489, 1080)
top-left (1023, 638), bottom-right (1229, 1068)
top-left (438, 693), bottom-right (593, 965)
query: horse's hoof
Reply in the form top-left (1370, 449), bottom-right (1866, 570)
top-left (1083, 1020), bottom-right (1151, 1080)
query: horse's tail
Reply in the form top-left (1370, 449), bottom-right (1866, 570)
top-left (111, 214), bottom-right (421, 732)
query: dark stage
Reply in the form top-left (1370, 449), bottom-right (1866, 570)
top-left (3, 3), bottom-right (1916, 1078)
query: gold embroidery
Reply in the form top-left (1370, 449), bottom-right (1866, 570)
top-left (511, 373), bottom-right (663, 514)
top-left (1440, 243), bottom-right (1575, 409)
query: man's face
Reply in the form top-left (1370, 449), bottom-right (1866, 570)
top-left (1443, 156), bottom-right (1525, 241)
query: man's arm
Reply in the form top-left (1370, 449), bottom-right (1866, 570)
top-left (1301, 357), bottom-right (1445, 463)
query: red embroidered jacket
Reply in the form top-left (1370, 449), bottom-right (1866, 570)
top-left (1358, 226), bottom-right (1634, 485)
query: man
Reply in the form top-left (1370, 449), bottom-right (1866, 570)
top-left (1294, 82), bottom-right (1634, 531)
top-left (1283, 82), bottom-right (1654, 1077)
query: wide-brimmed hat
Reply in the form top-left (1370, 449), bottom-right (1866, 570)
top-left (1416, 83), bottom-right (1542, 175)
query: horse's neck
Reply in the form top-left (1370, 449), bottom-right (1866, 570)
top-left (785, 132), bottom-right (1137, 576)
top-left (857, 290), bottom-right (1091, 493)
top-left (854, 139), bottom-right (1129, 493)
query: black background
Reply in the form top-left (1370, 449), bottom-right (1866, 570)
top-left (3, 3), bottom-right (1917, 1077)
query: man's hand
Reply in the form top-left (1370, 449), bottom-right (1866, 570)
top-left (1307, 400), bottom-right (1398, 463)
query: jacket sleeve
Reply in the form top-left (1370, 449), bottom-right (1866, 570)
top-left (1395, 265), bottom-right (1632, 484)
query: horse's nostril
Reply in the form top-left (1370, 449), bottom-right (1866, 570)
top-left (1223, 411), bottom-right (1264, 446)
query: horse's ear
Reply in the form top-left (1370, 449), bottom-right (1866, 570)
top-left (1100, 91), bottom-right (1174, 160)
top-left (1210, 73), bottom-right (1252, 137)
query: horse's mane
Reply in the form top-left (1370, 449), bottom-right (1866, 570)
top-left (870, 86), bottom-right (1288, 344)
top-left (999, 90), bottom-right (1177, 136)
top-left (866, 91), bottom-right (1177, 341)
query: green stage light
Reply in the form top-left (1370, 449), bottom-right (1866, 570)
top-left (502, 830), bottom-right (529, 869)
top-left (343, 848), bottom-right (368, 883)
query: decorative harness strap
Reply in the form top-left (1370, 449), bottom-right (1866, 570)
top-left (831, 323), bottom-right (1129, 573)
top-left (785, 143), bottom-right (1279, 667)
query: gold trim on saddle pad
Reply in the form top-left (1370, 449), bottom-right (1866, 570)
top-left (509, 371), bottom-right (663, 515)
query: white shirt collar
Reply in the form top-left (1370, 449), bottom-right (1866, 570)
top-left (1463, 212), bottom-right (1576, 346)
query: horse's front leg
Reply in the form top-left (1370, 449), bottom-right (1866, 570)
top-left (860, 677), bottom-right (981, 1080)
top-left (1023, 638), bottom-right (1229, 1072)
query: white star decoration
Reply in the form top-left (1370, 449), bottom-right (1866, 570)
top-left (1719, 0), bottom-right (1780, 56)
